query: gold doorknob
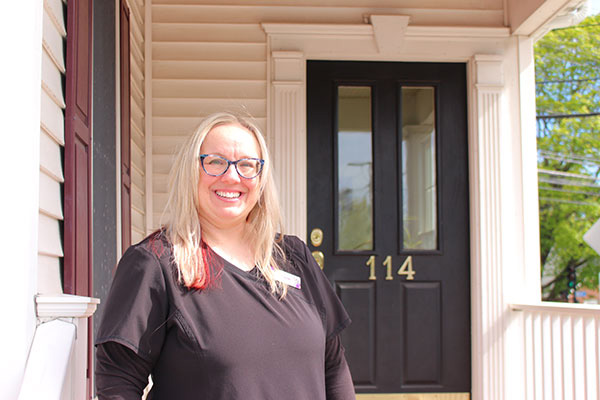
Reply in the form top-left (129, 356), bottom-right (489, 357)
top-left (310, 228), bottom-right (323, 247)
top-left (312, 251), bottom-right (324, 269)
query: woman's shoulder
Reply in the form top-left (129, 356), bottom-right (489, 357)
top-left (279, 234), bottom-right (311, 265)
top-left (130, 229), bottom-right (173, 259)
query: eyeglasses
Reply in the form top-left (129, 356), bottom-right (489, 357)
top-left (199, 154), bottom-right (264, 179)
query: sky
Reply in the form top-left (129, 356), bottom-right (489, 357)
top-left (589, 0), bottom-right (600, 15)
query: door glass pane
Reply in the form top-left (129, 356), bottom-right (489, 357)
top-left (337, 86), bottom-right (373, 251)
top-left (401, 87), bottom-right (438, 250)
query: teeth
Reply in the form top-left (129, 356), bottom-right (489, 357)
top-left (216, 191), bottom-right (241, 199)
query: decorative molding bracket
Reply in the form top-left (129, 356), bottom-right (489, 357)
top-left (370, 15), bottom-right (410, 54)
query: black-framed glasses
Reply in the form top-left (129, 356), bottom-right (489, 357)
top-left (199, 154), bottom-right (264, 179)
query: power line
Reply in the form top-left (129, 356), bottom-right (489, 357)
top-left (536, 78), bottom-right (600, 84)
top-left (537, 112), bottom-right (600, 119)
top-left (540, 186), bottom-right (600, 197)
top-left (552, 23), bottom-right (600, 31)
top-left (539, 154), bottom-right (600, 168)
top-left (539, 150), bottom-right (600, 164)
top-left (540, 197), bottom-right (599, 207)
top-left (539, 169), bottom-right (599, 181)
top-left (538, 177), bottom-right (600, 189)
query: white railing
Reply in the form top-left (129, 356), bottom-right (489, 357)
top-left (511, 302), bottom-right (600, 400)
top-left (18, 295), bottom-right (99, 400)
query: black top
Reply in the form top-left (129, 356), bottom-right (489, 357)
top-left (96, 233), bottom-right (354, 399)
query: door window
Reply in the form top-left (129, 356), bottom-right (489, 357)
top-left (337, 86), bottom-right (374, 251)
top-left (401, 87), bottom-right (438, 250)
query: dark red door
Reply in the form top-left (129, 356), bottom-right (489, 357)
top-left (64, 0), bottom-right (93, 397)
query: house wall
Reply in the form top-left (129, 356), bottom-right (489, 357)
top-left (39, 0), bottom-right (66, 295)
top-left (0, 1), bottom-right (44, 397)
top-left (148, 0), bottom-right (506, 230)
top-left (129, 0), bottom-right (148, 244)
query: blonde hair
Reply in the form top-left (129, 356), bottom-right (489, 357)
top-left (164, 112), bottom-right (287, 296)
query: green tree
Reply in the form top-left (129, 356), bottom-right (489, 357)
top-left (535, 14), bottom-right (600, 302)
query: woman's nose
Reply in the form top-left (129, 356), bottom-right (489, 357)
top-left (220, 164), bottom-right (241, 182)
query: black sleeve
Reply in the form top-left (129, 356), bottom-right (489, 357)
top-left (96, 341), bottom-right (152, 400)
top-left (325, 335), bottom-right (356, 400)
top-left (96, 245), bottom-right (169, 363)
top-left (285, 235), bottom-right (351, 339)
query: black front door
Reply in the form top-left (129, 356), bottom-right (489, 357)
top-left (307, 61), bottom-right (471, 395)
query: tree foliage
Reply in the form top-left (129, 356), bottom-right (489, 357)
top-left (534, 14), bottom-right (600, 302)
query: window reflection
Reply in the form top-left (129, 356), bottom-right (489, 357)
top-left (401, 87), bottom-right (438, 250)
top-left (337, 86), bottom-right (373, 251)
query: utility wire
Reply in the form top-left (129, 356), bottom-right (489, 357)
top-left (540, 197), bottom-right (599, 207)
top-left (539, 169), bottom-right (599, 181)
top-left (540, 186), bottom-right (600, 197)
top-left (552, 23), bottom-right (600, 31)
top-left (539, 150), bottom-right (600, 164)
top-left (537, 112), bottom-right (600, 119)
top-left (539, 154), bottom-right (600, 168)
top-left (536, 78), bottom-right (600, 84)
top-left (539, 177), bottom-right (600, 189)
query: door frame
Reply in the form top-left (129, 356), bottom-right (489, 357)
top-left (262, 21), bottom-right (541, 400)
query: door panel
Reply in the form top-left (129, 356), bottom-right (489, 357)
top-left (307, 61), bottom-right (470, 395)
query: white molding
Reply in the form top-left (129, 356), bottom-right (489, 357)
top-left (468, 54), bottom-right (505, 400)
top-left (268, 51), bottom-right (306, 240)
top-left (511, 302), bottom-right (600, 315)
top-left (262, 23), bottom-right (510, 39)
top-left (36, 294), bottom-right (100, 318)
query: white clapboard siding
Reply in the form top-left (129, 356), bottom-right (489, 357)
top-left (151, 1), bottom-right (504, 26)
top-left (40, 90), bottom-right (65, 145)
top-left (148, 0), bottom-right (502, 231)
top-left (153, 116), bottom-right (266, 137)
top-left (39, 171), bottom-right (63, 220)
top-left (129, 0), bottom-right (147, 240)
top-left (151, 5), bottom-right (271, 231)
top-left (153, 60), bottom-right (266, 80)
top-left (38, 0), bottom-right (66, 295)
top-left (153, 23), bottom-right (266, 43)
top-left (40, 130), bottom-right (64, 182)
top-left (153, 174), bottom-right (169, 194)
top-left (153, 42), bottom-right (266, 61)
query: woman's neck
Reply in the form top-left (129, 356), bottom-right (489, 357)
top-left (200, 222), bottom-right (255, 271)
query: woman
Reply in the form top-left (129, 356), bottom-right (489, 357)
top-left (96, 112), bottom-right (355, 399)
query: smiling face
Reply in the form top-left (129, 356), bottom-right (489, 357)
top-left (197, 123), bottom-right (262, 231)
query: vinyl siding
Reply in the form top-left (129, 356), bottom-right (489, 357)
top-left (38, 0), bottom-right (66, 295)
top-left (130, 0), bottom-right (147, 244)
top-left (149, 1), bottom-right (503, 228)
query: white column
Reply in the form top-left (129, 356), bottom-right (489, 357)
top-left (0, 1), bottom-right (43, 398)
top-left (469, 54), bottom-right (507, 400)
top-left (268, 51), bottom-right (307, 240)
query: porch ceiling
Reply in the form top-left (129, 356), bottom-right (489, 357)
top-left (152, 0), bottom-right (585, 35)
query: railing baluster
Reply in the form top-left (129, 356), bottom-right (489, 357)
top-left (511, 303), bottom-right (600, 400)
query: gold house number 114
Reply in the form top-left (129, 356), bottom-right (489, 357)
top-left (365, 255), bottom-right (415, 281)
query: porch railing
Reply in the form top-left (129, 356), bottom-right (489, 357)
top-left (511, 302), bottom-right (600, 400)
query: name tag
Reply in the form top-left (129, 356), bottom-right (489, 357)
top-left (274, 270), bottom-right (301, 289)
